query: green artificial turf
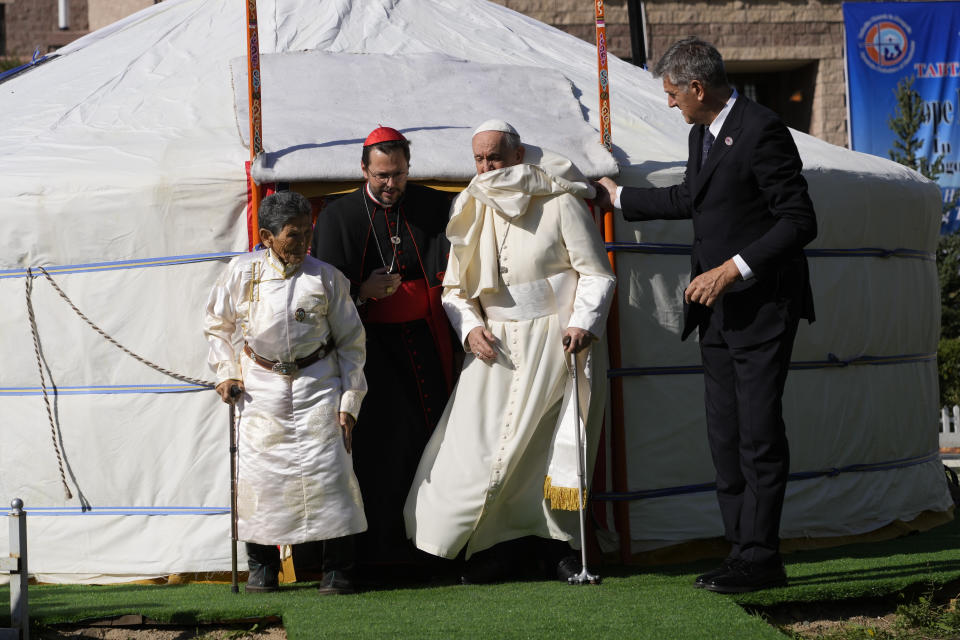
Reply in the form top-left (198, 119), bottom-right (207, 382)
top-left (3, 515), bottom-right (959, 639)
top-left (4, 576), bottom-right (782, 640)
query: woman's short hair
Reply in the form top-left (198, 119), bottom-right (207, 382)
top-left (258, 191), bottom-right (311, 235)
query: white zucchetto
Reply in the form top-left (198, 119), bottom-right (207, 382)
top-left (472, 119), bottom-right (519, 137)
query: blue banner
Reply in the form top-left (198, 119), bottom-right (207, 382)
top-left (843, 2), bottom-right (960, 233)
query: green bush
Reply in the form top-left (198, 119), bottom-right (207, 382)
top-left (940, 337), bottom-right (960, 408)
top-left (939, 232), bottom-right (960, 340)
top-left (938, 233), bottom-right (960, 408)
top-left (0, 57), bottom-right (23, 72)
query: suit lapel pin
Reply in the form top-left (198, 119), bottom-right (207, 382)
top-left (724, 136), bottom-right (733, 146)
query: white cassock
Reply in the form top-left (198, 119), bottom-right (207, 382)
top-left (204, 249), bottom-right (368, 545)
top-left (403, 149), bottom-right (616, 559)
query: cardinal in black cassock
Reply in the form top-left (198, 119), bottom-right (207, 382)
top-left (311, 126), bottom-right (456, 576)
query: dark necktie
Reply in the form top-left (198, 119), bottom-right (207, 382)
top-left (700, 129), bottom-right (714, 169)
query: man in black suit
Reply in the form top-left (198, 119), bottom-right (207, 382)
top-left (595, 37), bottom-right (816, 593)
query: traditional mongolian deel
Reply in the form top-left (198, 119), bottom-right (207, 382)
top-left (204, 249), bottom-right (368, 545)
top-left (404, 150), bottom-right (616, 559)
top-left (312, 182), bottom-right (455, 564)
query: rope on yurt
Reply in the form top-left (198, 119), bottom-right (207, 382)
top-left (592, 450), bottom-right (941, 502)
top-left (0, 252), bottom-right (244, 280)
top-left (606, 242), bottom-right (936, 261)
top-left (22, 265), bottom-right (218, 499)
top-left (607, 352), bottom-right (937, 378)
top-left (25, 268), bottom-right (72, 500)
top-left (28, 266), bottom-right (215, 388)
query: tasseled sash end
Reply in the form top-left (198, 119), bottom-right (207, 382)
top-left (543, 475), bottom-right (585, 511)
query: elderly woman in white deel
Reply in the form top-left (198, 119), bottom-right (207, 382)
top-left (204, 191), bottom-right (367, 595)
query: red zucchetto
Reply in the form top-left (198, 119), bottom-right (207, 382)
top-left (363, 126), bottom-right (407, 146)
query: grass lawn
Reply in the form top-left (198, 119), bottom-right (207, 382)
top-left (3, 514), bottom-right (960, 639)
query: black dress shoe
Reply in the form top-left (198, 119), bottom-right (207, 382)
top-left (703, 560), bottom-right (787, 594)
top-left (317, 570), bottom-right (356, 595)
top-left (244, 543), bottom-right (280, 593)
top-left (244, 562), bottom-right (280, 593)
top-left (556, 555), bottom-right (582, 582)
top-left (461, 552), bottom-right (514, 585)
top-left (694, 558), bottom-right (737, 588)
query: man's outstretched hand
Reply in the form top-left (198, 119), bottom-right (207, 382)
top-left (592, 177), bottom-right (619, 211)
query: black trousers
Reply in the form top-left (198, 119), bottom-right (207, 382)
top-left (248, 535), bottom-right (355, 573)
top-left (699, 314), bottom-right (799, 565)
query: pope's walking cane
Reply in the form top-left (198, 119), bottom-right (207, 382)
top-left (564, 338), bottom-right (601, 585)
top-left (228, 384), bottom-right (241, 593)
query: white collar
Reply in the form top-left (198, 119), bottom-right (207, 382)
top-left (365, 182), bottom-right (392, 209)
top-left (264, 247), bottom-right (300, 278)
top-left (708, 88), bottom-right (739, 138)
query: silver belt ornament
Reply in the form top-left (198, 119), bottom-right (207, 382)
top-left (271, 361), bottom-right (299, 376)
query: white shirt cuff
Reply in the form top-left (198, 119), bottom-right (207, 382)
top-left (613, 186), bottom-right (623, 210)
top-left (732, 254), bottom-right (754, 280)
top-left (339, 390), bottom-right (365, 421)
top-left (215, 360), bottom-right (242, 384)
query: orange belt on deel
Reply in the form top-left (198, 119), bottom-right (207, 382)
top-left (243, 341), bottom-right (331, 376)
top-left (364, 278), bottom-right (431, 324)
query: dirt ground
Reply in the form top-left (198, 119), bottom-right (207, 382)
top-left (38, 611), bottom-right (896, 640)
top-left (762, 598), bottom-right (902, 638)
top-left (33, 615), bottom-right (285, 639)
top-left (34, 608), bottom-right (890, 640)
top-left (36, 628), bottom-right (285, 640)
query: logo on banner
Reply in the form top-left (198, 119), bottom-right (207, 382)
top-left (858, 13), bottom-right (915, 73)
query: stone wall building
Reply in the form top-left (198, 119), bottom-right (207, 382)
top-left (0, 0), bottom-right (152, 60)
top-left (0, 0), bottom-right (89, 59)
top-left (493, 0), bottom-right (849, 146)
top-left (2, 0), bottom-right (948, 148)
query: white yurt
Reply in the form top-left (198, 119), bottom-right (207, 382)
top-left (0, 0), bottom-right (949, 582)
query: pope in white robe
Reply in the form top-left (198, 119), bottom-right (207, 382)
top-left (403, 122), bottom-right (616, 568)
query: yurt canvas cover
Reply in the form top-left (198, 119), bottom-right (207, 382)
top-left (0, 0), bottom-right (949, 582)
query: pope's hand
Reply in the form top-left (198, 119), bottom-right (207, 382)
top-left (592, 177), bottom-right (619, 211)
top-left (215, 379), bottom-right (244, 404)
top-left (360, 266), bottom-right (402, 300)
top-left (562, 328), bottom-right (593, 354)
top-left (467, 326), bottom-right (498, 362)
top-left (684, 259), bottom-right (740, 307)
top-left (339, 412), bottom-right (355, 454)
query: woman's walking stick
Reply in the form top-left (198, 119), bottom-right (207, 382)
top-left (228, 384), bottom-right (241, 593)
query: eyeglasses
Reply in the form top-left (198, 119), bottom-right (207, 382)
top-left (369, 171), bottom-right (408, 184)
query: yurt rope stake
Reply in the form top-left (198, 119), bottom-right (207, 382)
top-left (25, 267), bottom-right (216, 500)
top-left (25, 268), bottom-right (73, 500)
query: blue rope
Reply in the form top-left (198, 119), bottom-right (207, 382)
top-left (23, 506), bottom-right (229, 516)
top-left (0, 251), bottom-right (244, 280)
top-left (592, 451), bottom-right (942, 502)
top-left (609, 352), bottom-right (936, 378)
top-left (605, 242), bottom-right (935, 261)
top-left (606, 242), bottom-right (691, 255)
top-left (0, 49), bottom-right (57, 84)
top-left (4, 243), bottom-right (929, 282)
top-left (0, 383), bottom-right (212, 396)
top-left (23, 452), bottom-right (941, 512)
